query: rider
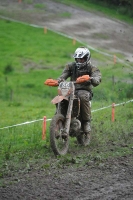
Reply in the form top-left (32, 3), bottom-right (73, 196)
top-left (57, 46), bottom-right (101, 139)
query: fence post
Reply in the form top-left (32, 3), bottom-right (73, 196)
top-left (44, 27), bottom-right (47, 34)
top-left (73, 39), bottom-right (76, 45)
top-left (114, 55), bottom-right (116, 64)
top-left (42, 116), bottom-right (46, 140)
top-left (112, 103), bottom-right (115, 122)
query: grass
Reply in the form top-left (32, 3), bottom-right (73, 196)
top-left (34, 4), bottom-right (45, 9)
top-left (0, 19), bottom-right (82, 73)
top-left (0, 11), bottom-right (133, 176)
top-left (58, 12), bottom-right (71, 18)
top-left (23, 0), bottom-right (33, 4)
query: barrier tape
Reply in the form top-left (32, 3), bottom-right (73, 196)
top-left (92, 99), bottom-right (133, 113)
top-left (0, 99), bottom-right (132, 130)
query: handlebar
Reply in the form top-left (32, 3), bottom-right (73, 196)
top-left (44, 75), bottom-right (93, 86)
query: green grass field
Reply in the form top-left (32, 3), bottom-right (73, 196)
top-left (0, 15), bottom-right (133, 177)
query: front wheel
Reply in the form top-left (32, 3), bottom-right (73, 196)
top-left (50, 114), bottom-right (69, 156)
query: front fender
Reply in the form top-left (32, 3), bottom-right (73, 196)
top-left (51, 96), bottom-right (68, 104)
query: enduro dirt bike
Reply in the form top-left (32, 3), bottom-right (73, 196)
top-left (44, 75), bottom-right (91, 156)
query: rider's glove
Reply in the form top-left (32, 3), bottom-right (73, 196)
top-left (44, 79), bottom-right (59, 86)
top-left (76, 75), bottom-right (90, 83)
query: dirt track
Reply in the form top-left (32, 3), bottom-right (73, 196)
top-left (0, 155), bottom-right (133, 200)
top-left (0, 0), bottom-right (133, 199)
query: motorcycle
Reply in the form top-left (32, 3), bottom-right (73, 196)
top-left (44, 75), bottom-right (91, 156)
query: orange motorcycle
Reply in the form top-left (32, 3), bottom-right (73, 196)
top-left (44, 75), bottom-right (91, 156)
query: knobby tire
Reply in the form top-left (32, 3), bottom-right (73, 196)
top-left (50, 114), bottom-right (69, 156)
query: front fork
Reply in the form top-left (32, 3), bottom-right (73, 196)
top-left (57, 89), bottom-right (74, 137)
top-left (57, 95), bottom-right (74, 137)
top-left (63, 95), bottom-right (74, 136)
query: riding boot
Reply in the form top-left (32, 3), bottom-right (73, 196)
top-left (83, 121), bottom-right (91, 139)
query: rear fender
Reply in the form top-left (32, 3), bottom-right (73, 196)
top-left (51, 96), bottom-right (68, 104)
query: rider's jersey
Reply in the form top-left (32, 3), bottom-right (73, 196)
top-left (57, 61), bottom-right (101, 91)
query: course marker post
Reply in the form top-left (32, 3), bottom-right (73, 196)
top-left (112, 103), bottom-right (115, 122)
top-left (73, 39), bottom-right (76, 45)
top-left (42, 116), bottom-right (46, 140)
top-left (114, 55), bottom-right (116, 64)
top-left (44, 27), bottom-right (47, 34)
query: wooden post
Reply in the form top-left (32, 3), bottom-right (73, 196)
top-left (114, 55), bottom-right (116, 64)
top-left (73, 39), bottom-right (76, 45)
top-left (44, 27), bottom-right (47, 34)
top-left (42, 116), bottom-right (46, 140)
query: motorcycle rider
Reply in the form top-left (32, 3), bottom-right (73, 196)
top-left (57, 46), bottom-right (101, 139)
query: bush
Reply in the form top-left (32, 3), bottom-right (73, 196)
top-left (4, 64), bottom-right (14, 74)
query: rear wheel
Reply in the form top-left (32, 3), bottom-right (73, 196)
top-left (50, 114), bottom-right (69, 156)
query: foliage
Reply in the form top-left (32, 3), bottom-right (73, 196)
top-left (4, 64), bottom-right (14, 74)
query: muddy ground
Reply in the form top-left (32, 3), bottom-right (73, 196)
top-left (0, 155), bottom-right (133, 200)
top-left (0, 0), bottom-right (133, 199)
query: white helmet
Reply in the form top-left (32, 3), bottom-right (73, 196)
top-left (73, 46), bottom-right (91, 69)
